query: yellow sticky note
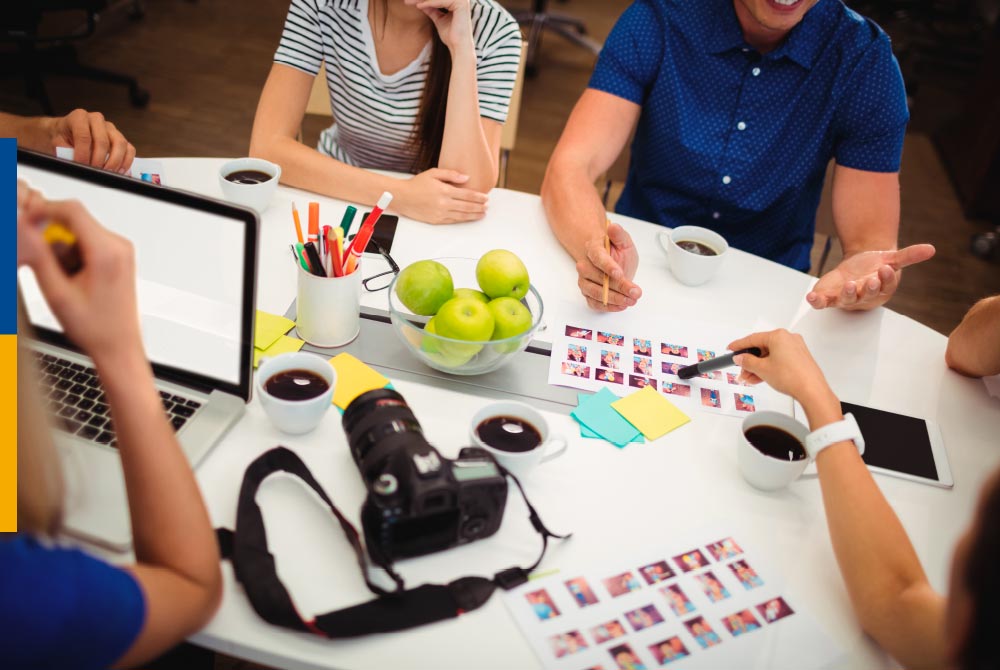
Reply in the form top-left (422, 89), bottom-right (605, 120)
top-left (611, 385), bottom-right (690, 441)
top-left (253, 335), bottom-right (304, 368)
top-left (255, 310), bottom-right (295, 351)
top-left (329, 353), bottom-right (389, 409)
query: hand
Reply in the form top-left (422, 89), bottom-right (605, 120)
top-left (395, 168), bottom-right (488, 224)
top-left (405, 0), bottom-right (473, 52)
top-left (727, 329), bottom-right (835, 408)
top-left (806, 244), bottom-right (935, 311)
top-left (576, 222), bottom-right (641, 312)
top-left (17, 192), bottom-right (142, 365)
top-left (47, 108), bottom-right (136, 173)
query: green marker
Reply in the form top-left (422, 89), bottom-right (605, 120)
top-left (294, 243), bottom-right (310, 273)
top-left (339, 205), bottom-right (357, 239)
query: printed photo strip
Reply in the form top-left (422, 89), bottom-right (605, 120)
top-left (591, 619), bottom-right (627, 644)
top-left (629, 375), bottom-right (657, 390)
top-left (700, 388), bottom-right (722, 409)
top-left (757, 597), bottom-right (794, 623)
top-left (633, 356), bottom-right (653, 376)
top-left (660, 343), bottom-right (689, 358)
top-left (565, 577), bottom-right (599, 608)
top-left (526, 589), bottom-right (560, 621)
top-left (596, 369), bottom-right (624, 385)
top-left (706, 537), bottom-right (743, 561)
top-left (683, 616), bottom-right (722, 650)
top-left (660, 583), bottom-right (696, 617)
top-left (567, 343), bottom-right (588, 364)
top-left (649, 636), bottom-right (690, 666)
top-left (721, 609), bottom-right (762, 638)
top-left (601, 350), bottom-right (621, 370)
top-left (662, 382), bottom-right (691, 398)
top-left (566, 326), bottom-right (593, 340)
top-left (624, 604), bottom-right (664, 632)
top-left (603, 571), bottom-right (642, 597)
top-left (548, 630), bottom-right (588, 658)
top-left (696, 349), bottom-right (716, 362)
top-left (597, 331), bottom-right (624, 346)
top-left (633, 338), bottom-right (652, 357)
top-left (609, 643), bottom-right (644, 670)
top-left (729, 559), bottom-right (764, 590)
top-left (734, 393), bottom-right (756, 412)
top-left (673, 549), bottom-right (710, 573)
top-left (561, 361), bottom-right (590, 378)
top-left (694, 571), bottom-right (731, 603)
top-left (639, 560), bottom-right (675, 585)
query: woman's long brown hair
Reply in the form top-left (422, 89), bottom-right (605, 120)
top-left (374, 0), bottom-right (452, 173)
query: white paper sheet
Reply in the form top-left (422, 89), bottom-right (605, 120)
top-left (503, 530), bottom-right (842, 670)
top-left (546, 301), bottom-right (787, 419)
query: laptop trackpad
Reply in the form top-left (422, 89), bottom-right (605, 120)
top-left (59, 443), bottom-right (133, 552)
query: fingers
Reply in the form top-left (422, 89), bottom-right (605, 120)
top-left (445, 185), bottom-right (489, 204)
top-left (122, 142), bottom-right (136, 173)
top-left (885, 243), bottom-right (936, 270)
top-left (103, 122), bottom-right (129, 173)
top-left (606, 222), bottom-right (633, 251)
top-left (577, 254), bottom-right (640, 305)
top-left (86, 112), bottom-right (111, 169)
top-left (806, 290), bottom-right (831, 309)
top-left (576, 263), bottom-right (638, 309)
top-left (16, 215), bottom-right (75, 315)
top-left (727, 332), bottom-right (771, 356)
top-left (732, 351), bottom-right (766, 382)
top-left (65, 109), bottom-right (93, 166)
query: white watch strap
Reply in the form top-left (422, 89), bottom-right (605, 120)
top-left (805, 413), bottom-right (865, 459)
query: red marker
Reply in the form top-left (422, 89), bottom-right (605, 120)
top-left (344, 191), bottom-right (392, 275)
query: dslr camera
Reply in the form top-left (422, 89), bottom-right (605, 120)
top-left (342, 389), bottom-right (508, 563)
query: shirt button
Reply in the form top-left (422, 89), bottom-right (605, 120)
top-left (737, 121), bottom-right (747, 131)
top-left (712, 211), bottom-right (721, 219)
top-left (752, 67), bottom-right (761, 76)
top-left (722, 175), bottom-right (732, 185)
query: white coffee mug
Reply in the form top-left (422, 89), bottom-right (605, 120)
top-left (660, 225), bottom-right (729, 286)
top-left (738, 411), bottom-right (811, 491)
top-left (218, 157), bottom-right (281, 214)
top-left (469, 401), bottom-right (568, 480)
top-left (257, 352), bottom-right (336, 434)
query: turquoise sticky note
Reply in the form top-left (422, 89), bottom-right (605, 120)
top-left (577, 394), bottom-right (643, 443)
top-left (571, 388), bottom-right (642, 448)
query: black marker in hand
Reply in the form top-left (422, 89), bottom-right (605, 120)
top-left (677, 348), bottom-right (762, 381)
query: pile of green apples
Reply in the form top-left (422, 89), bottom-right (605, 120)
top-left (394, 250), bottom-right (533, 368)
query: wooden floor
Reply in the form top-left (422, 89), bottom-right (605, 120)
top-left (4, 0), bottom-right (998, 337)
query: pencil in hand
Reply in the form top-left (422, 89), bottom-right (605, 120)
top-left (602, 218), bottom-right (610, 306)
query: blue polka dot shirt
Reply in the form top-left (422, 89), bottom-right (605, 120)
top-left (589, 0), bottom-right (909, 271)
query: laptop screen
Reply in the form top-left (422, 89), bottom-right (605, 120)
top-left (17, 151), bottom-right (257, 399)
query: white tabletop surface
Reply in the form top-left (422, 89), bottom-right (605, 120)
top-left (154, 158), bottom-right (999, 670)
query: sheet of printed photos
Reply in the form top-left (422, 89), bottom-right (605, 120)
top-left (549, 317), bottom-right (783, 419)
top-left (503, 532), bottom-right (839, 670)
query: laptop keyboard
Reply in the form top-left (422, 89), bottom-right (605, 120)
top-left (34, 351), bottom-right (202, 448)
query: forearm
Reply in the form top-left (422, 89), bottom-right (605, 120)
top-left (438, 44), bottom-right (497, 191)
top-left (946, 295), bottom-right (1000, 377)
top-left (541, 155), bottom-right (608, 263)
top-left (803, 389), bottom-right (946, 667)
top-left (1, 112), bottom-right (54, 153)
top-left (95, 346), bottom-right (219, 593)
top-left (250, 133), bottom-right (401, 206)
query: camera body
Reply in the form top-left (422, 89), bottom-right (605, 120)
top-left (342, 389), bottom-right (508, 563)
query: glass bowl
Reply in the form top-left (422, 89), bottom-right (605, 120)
top-left (387, 257), bottom-right (544, 376)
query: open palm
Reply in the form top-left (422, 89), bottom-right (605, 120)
top-left (807, 244), bottom-right (936, 310)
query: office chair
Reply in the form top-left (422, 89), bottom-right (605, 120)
top-left (511, 0), bottom-right (601, 76)
top-left (1, 1), bottom-right (150, 115)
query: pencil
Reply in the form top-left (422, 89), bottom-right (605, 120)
top-left (602, 218), bottom-right (610, 306)
top-left (291, 203), bottom-right (304, 244)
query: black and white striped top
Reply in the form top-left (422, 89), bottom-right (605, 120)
top-left (275, 0), bottom-right (521, 173)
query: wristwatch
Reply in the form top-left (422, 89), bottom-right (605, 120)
top-left (804, 413), bottom-right (865, 459)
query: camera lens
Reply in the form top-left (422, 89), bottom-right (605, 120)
top-left (343, 388), bottom-right (426, 484)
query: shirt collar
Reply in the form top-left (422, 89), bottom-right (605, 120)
top-left (706, 0), bottom-right (836, 70)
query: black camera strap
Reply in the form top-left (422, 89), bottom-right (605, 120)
top-left (216, 447), bottom-right (569, 638)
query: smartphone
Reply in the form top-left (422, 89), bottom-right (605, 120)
top-left (361, 211), bottom-right (398, 255)
top-left (795, 400), bottom-right (953, 488)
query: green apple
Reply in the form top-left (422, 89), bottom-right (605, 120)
top-left (487, 297), bottom-right (533, 353)
top-left (420, 316), bottom-right (441, 354)
top-left (476, 249), bottom-right (530, 300)
top-left (453, 287), bottom-right (490, 304)
top-left (395, 260), bottom-right (454, 316)
top-left (419, 317), bottom-right (475, 368)
top-left (433, 297), bottom-right (495, 362)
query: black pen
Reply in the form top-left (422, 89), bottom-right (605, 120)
top-left (677, 347), bottom-right (762, 380)
top-left (303, 242), bottom-right (327, 278)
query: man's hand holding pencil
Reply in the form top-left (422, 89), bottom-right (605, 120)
top-left (578, 220), bottom-right (642, 313)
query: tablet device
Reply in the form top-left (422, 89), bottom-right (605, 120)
top-left (794, 401), bottom-right (953, 489)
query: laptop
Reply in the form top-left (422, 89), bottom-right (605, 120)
top-left (17, 149), bottom-right (258, 551)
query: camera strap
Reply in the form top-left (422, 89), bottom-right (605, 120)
top-left (216, 446), bottom-right (569, 638)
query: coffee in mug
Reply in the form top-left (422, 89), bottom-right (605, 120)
top-left (475, 416), bottom-right (543, 453)
top-left (744, 425), bottom-right (807, 461)
top-left (675, 240), bottom-right (719, 257)
top-left (225, 169), bottom-right (273, 185)
top-left (264, 369), bottom-right (330, 401)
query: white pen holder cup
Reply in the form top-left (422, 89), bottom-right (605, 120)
top-left (296, 260), bottom-right (361, 348)
top-left (469, 401), bottom-right (568, 480)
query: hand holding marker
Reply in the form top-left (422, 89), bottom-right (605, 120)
top-left (677, 348), bottom-right (763, 380)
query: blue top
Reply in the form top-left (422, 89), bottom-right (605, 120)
top-left (589, 0), bottom-right (909, 270)
top-left (0, 536), bottom-right (146, 669)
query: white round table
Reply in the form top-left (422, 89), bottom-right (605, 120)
top-left (157, 158), bottom-right (999, 670)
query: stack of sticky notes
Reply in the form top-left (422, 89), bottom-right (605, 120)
top-left (572, 386), bottom-right (690, 448)
top-left (329, 353), bottom-right (390, 410)
top-left (254, 310), bottom-right (303, 367)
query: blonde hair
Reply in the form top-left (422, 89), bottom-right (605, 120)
top-left (17, 298), bottom-right (64, 535)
